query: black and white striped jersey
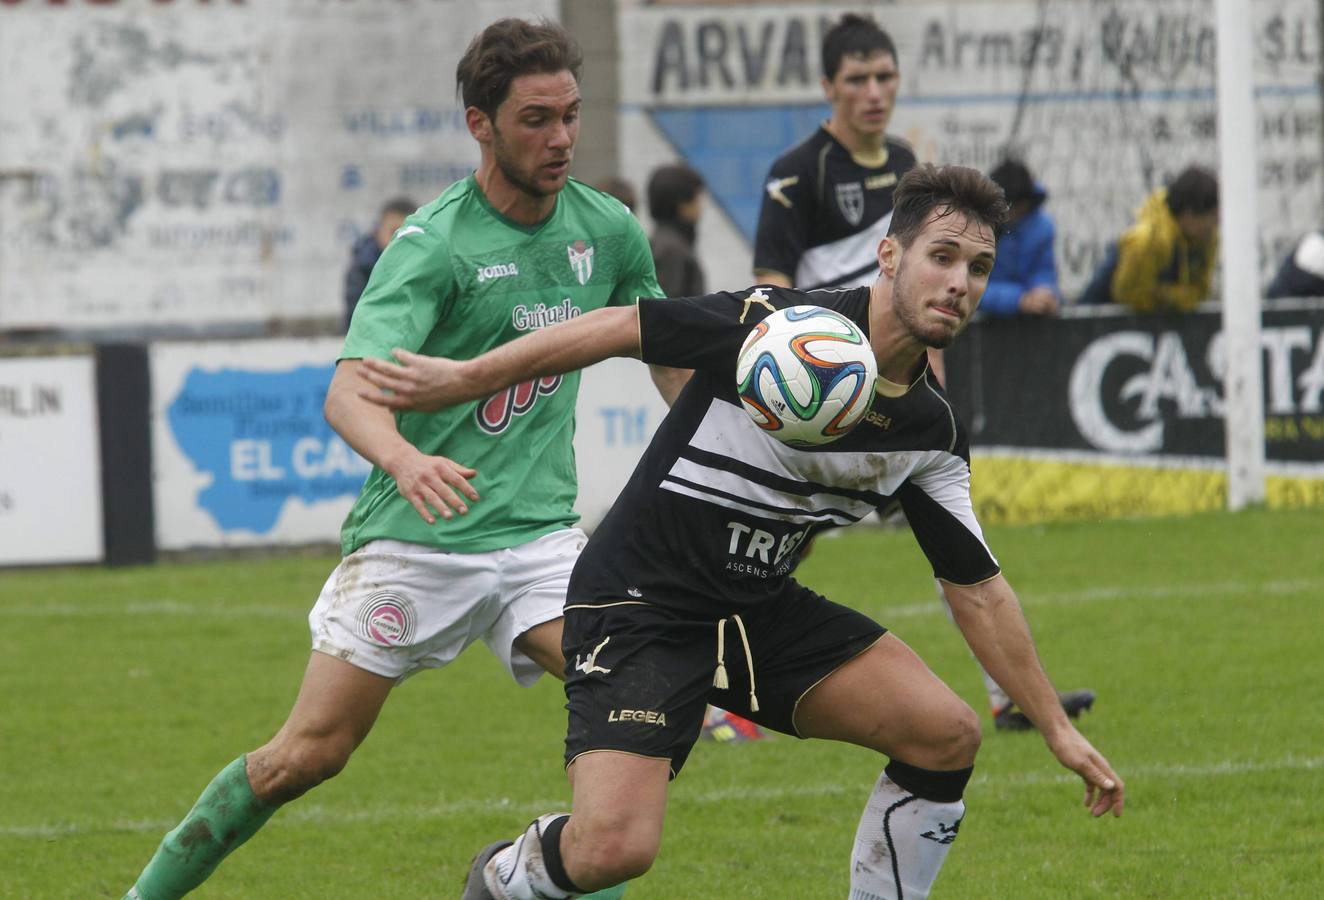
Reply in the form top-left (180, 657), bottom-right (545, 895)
top-left (566, 285), bottom-right (1000, 617)
top-left (753, 127), bottom-right (916, 291)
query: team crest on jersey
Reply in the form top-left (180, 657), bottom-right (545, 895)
top-left (567, 240), bottom-right (594, 285)
top-left (836, 182), bottom-right (865, 226)
top-left (477, 374), bottom-right (564, 434)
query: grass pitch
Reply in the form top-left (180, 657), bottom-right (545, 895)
top-left (2, 508), bottom-right (1321, 898)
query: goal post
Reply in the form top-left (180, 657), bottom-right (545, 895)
top-left (1216, 0), bottom-right (1267, 510)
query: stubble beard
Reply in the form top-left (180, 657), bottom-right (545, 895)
top-left (893, 264), bottom-right (958, 350)
top-left (493, 128), bottom-right (564, 201)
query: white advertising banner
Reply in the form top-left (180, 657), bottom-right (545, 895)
top-left (574, 357), bottom-right (672, 530)
top-left (0, 356), bottom-right (104, 565)
top-left (152, 339), bottom-right (665, 550)
top-left (618, 0), bottom-right (1323, 300)
top-left (151, 338), bottom-right (369, 550)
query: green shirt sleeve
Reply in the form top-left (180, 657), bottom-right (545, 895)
top-left (341, 223), bottom-right (455, 360)
top-left (610, 213), bottom-right (664, 307)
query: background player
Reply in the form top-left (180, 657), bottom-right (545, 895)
top-left (360, 165), bottom-right (1124, 900)
top-left (752, 14), bottom-right (914, 291)
top-left (125, 19), bottom-right (661, 900)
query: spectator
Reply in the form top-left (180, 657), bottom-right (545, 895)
top-left (646, 164), bottom-right (706, 299)
top-left (1080, 165), bottom-right (1219, 312)
top-left (1266, 230), bottom-right (1324, 298)
top-left (595, 176), bottom-right (638, 214)
top-left (344, 197), bottom-right (417, 330)
top-left (982, 159), bottom-right (1060, 317)
top-left (753, 13), bottom-right (915, 290)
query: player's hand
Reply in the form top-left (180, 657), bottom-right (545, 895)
top-left (359, 349), bottom-right (466, 412)
top-left (384, 447), bottom-right (480, 524)
top-left (1044, 726), bottom-right (1124, 818)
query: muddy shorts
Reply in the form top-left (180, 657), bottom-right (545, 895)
top-left (561, 581), bottom-right (886, 776)
top-left (309, 528), bottom-right (586, 683)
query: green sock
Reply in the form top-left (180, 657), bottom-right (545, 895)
top-left (127, 755), bottom-right (277, 900)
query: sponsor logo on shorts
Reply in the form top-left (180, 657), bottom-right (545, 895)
top-left (357, 592), bottom-right (416, 647)
top-left (574, 636), bottom-right (613, 676)
top-left (608, 709), bottom-right (668, 726)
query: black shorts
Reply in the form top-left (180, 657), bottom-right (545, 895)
top-left (561, 581), bottom-right (886, 777)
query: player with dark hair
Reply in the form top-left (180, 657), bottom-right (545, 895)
top-left (359, 164), bottom-right (1125, 900)
top-left (124, 18), bottom-right (662, 900)
top-left (753, 13), bottom-right (915, 291)
top-left (754, 16), bottom-right (1090, 735)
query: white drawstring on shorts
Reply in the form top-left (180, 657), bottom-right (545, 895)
top-left (713, 614), bottom-right (759, 713)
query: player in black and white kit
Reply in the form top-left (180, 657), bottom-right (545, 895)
top-left (361, 165), bottom-right (1125, 900)
top-left (755, 15), bottom-right (1094, 734)
top-left (753, 14), bottom-right (915, 291)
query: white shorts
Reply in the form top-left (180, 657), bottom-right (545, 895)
top-left (309, 527), bottom-right (586, 684)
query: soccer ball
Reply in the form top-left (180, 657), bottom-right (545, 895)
top-left (735, 305), bottom-right (877, 447)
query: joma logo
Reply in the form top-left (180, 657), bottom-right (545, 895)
top-left (476, 262), bottom-right (519, 283)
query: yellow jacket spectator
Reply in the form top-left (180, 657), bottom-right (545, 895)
top-left (1081, 165), bottom-right (1219, 312)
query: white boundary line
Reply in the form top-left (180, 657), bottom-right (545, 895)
top-left (5, 576), bottom-right (1321, 621)
top-left (871, 577), bottom-right (1322, 620)
top-left (3, 754), bottom-right (1321, 839)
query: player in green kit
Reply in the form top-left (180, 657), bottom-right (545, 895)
top-left (124, 19), bottom-right (670, 899)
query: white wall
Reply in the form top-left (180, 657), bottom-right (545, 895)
top-left (0, 0), bottom-right (556, 331)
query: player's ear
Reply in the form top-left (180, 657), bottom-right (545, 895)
top-left (466, 106), bottom-right (492, 143)
top-left (878, 236), bottom-right (898, 277)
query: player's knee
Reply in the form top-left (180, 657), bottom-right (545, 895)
top-left (930, 699), bottom-right (981, 769)
top-left (567, 817), bottom-right (659, 885)
top-left (578, 835), bottom-right (656, 885)
top-left (248, 734), bottom-right (355, 804)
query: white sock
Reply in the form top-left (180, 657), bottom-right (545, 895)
top-left (485, 813), bottom-right (578, 900)
top-left (982, 667), bottom-right (1010, 712)
top-left (849, 772), bottom-right (964, 900)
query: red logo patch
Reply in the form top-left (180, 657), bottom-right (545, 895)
top-left (476, 375), bottom-right (563, 434)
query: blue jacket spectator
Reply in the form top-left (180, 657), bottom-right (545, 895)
top-left (343, 197), bottom-right (417, 331)
top-left (982, 160), bottom-right (1059, 317)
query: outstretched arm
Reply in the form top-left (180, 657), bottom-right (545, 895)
top-left (325, 360), bottom-right (479, 523)
top-left (943, 574), bottom-right (1125, 818)
top-left (358, 305), bottom-right (642, 412)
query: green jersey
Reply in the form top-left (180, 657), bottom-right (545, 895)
top-left (340, 176), bottom-right (662, 555)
